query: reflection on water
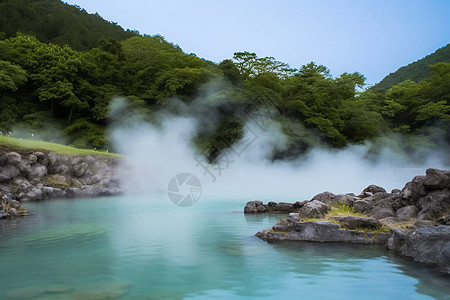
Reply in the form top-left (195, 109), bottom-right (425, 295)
top-left (0, 195), bottom-right (449, 299)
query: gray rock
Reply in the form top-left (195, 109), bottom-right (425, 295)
top-left (359, 185), bottom-right (387, 198)
top-left (423, 168), bottom-right (450, 190)
top-left (380, 217), bottom-right (404, 227)
top-left (71, 157), bottom-right (84, 166)
top-left (244, 201), bottom-right (262, 213)
top-left (437, 215), bottom-right (450, 225)
top-left (387, 226), bottom-right (450, 273)
top-left (5, 152), bottom-right (22, 165)
top-left (417, 189), bottom-right (450, 220)
top-left (415, 219), bottom-right (435, 226)
top-left (299, 200), bottom-right (329, 219)
top-left (396, 205), bottom-right (419, 221)
top-left (311, 191), bottom-right (337, 204)
top-left (73, 162), bottom-right (89, 177)
top-left (257, 221), bottom-right (389, 244)
top-left (330, 216), bottom-right (381, 229)
top-left (55, 164), bottom-right (70, 174)
top-left (28, 154), bottom-right (38, 164)
top-left (401, 175), bottom-right (428, 205)
top-left (9, 208), bottom-right (18, 216)
top-left (0, 165), bottom-right (20, 183)
top-left (0, 211), bottom-right (10, 219)
top-left (5, 199), bottom-right (21, 209)
top-left (353, 200), bottom-right (370, 213)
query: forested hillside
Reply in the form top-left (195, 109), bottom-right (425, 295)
top-left (0, 0), bottom-right (449, 163)
top-left (0, 0), bottom-right (138, 50)
top-left (373, 44), bottom-right (450, 92)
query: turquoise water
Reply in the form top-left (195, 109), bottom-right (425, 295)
top-left (0, 195), bottom-right (449, 299)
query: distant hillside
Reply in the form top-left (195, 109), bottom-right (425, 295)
top-left (0, 0), bottom-right (138, 51)
top-left (372, 44), bottom-right (450, 92)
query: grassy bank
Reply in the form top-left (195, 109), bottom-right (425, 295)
top-left (0, 136), bottom-right (121, 157)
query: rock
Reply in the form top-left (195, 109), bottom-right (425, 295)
top-left (6, 199), bottom-right (21, 209)
top-left (415, 219), bottom-right (435, 226)
top-left (437, 215), bottom-right (450, 225)
top-left (55, 164), bottom-right (70, 174)
top-left (9, 208), bottom-right (18, 216)
top-left (391, 189), bottom-right (401, 194)
top-left (359, 185), bottom-right (386, 198)
top-left (32, 152), bottom-right (48, 165)
top-left (299, 200), bottom-right (328, 219)
top-left (330, 216), bottom-right (381, 229)
top-left (387, 226), bottom-right (450, 273)
top-left (363, 193), bottom-right (401, 219)
top-left (0, 211), bottom-right (10, 219)
top-left (70, 157), bottom-right (84, 165)
top-left (5, 152), bottom-right (22, 165)
top-left (28, 154), bottom-right (38, 164)
top-left (353, 200), bottom-right (370, 213)
top-left (0, 165), bottom-right (20, 182)
top-left (244, 201), bottom-right (262, 213)
top-left (380, 217), bottom-right (405, 227)
top-left (396, 205), bottom-right (419, 221)
top-left (311, 191), bottom-right (336, 204)
top-left (273, 202), bottom-right (294, 211)
top-left (73, 162), bottom-right (89, 177)
top-left (387, 228), bottom-right (408, 250)
top-left (423, 168), bottom-right (450, 190)
top-left (31, 164), bottom-right (48, 179)
top-left (401, 176), bottom-right (427, 205)
top-left (257, 221), bottom-right (389, 244)
top-left (293, 201), bottom-right (307, 208)
top-left (417, 189), bottom-right (450, 221)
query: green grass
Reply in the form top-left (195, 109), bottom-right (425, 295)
top-left (0, 136), bottom-right (121, 157)
top-left (327, 202), bottom-right (367, 217)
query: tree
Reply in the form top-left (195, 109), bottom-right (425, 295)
top-left (233, 51), bottom-right (295, 78)
top-left (0, 60), bottom-right (27, 91)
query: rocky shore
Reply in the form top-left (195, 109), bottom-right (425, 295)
top-left (246, 168), bottom-right (450, 274)
top-left (0, 148), bottom-right (122, 219)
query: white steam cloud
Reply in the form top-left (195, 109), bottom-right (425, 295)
top-left (109, 95), bottom-right (449, 203)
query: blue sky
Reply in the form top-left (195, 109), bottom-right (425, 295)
top-left (65, 0), bottom-right (449, 85)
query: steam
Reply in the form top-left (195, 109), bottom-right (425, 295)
top-left (109, 92), bottom-right (449, 202)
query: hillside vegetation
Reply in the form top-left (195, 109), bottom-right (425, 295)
top-left (0, 0), bottom-right (449, 163)
top-left (373, 44), bottom-right (450, 92)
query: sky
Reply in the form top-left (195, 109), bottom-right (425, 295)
top-left (64, 0), bottom-right (450, 85)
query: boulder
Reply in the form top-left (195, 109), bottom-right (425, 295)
top-left (299, 200), bottom-right (328, 219)
top-left (5, 199), bottom-right (21, 209)
top-left (417, 189), bottom-right (450, 221)
top-left (359, 185), bottom-right (386, 198)
top-left (73, 162), bottom-right (89, 177)
top-left (330, 216), bottom-right (381, 229)
top-left (387, 226), bottom-right (450, 273)
top-left (244, 201), bottom-right (262, 213)
top-left (28, 154), bottom-right (38, 164)
top-left (5, 152), bottom-right (22, 165)
top-left (423, 168), bottom-right (450, 190)
top-left (0, 165), bottom-right (20, 183)
top-left (401, 176), bottom-right (428, 205)
top-left (396, 205), bottom-right (419, 221)
top-left (437, 216), bottom-right (450, 225)
top-left (0, 211), bottom-right (10, 219)
top-left (257, 221), bottom-right (389, 244)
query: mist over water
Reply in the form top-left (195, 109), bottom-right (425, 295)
top-left (109, 96), bottom-right (449, 203)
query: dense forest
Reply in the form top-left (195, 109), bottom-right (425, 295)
top-left (373, 44), bottom-right (450, 92)
top-left (0, 0), bottom-right (449, 163)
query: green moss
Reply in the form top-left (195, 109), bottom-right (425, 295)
top-left (47, 177), bottom-right (69, 189)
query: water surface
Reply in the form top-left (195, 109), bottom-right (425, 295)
top-left (1, 195), bottom-right (449, 299)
